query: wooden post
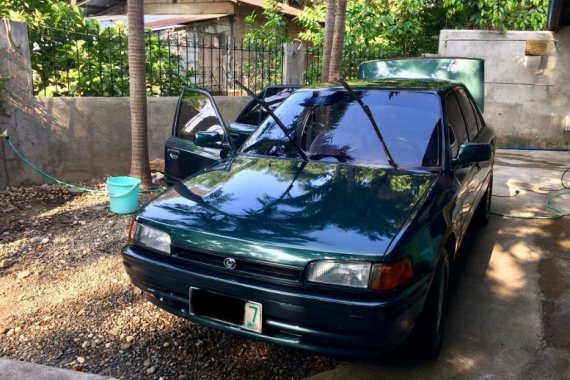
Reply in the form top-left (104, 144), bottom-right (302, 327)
top-left (0, 20), bottom-right (34, 189)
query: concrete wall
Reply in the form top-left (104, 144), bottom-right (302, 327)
top-left (0, 20), bottom-right (250, 188)
top-left (1, 95), bottom-right (249, 187)
top-left (8, 23), bottom-right (568, 188)
top-left (0, 21), bottom-right (34, 189)
top-left (439, 29), bottom-right (570, 149)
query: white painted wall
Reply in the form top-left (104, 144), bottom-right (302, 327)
top-left (439, 28), bottom-right (570, 149)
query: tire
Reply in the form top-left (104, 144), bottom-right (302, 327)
top-left (474, 172), bottom-right (493, 227)
top-left (414, 251), bottom-right (450, 359)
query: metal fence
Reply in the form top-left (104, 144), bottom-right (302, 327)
top-left (30, 25), bottom-right (285, 97)
top-left (30, 24), bottom-right (415, 97)
top-left (304, 45), bottom-right (421, 86)
top-left (156, 33), bottom-right (286, 96)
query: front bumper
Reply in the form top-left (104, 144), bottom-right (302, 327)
top-left (122, 245), bottom-right (430, 357)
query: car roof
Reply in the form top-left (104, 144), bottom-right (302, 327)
top-left (301, 78), bottom-right (459, 93)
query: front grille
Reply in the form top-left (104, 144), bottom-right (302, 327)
top-left (171, 246), bottom-right (303, 282)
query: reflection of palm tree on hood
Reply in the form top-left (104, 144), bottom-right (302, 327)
top-left (157, 162), bottom-right (315, 245)
top-left (140, 156), bottom-right (436, 254)
top-left (274, 167), bottom-right (408, 241)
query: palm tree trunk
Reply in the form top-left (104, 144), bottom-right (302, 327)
top-left (321, 0), bottom-right (336, 82)
top-left (127, 0), bottom-right (152, 188)
top-left (328, 0), bottom-right (347, 81)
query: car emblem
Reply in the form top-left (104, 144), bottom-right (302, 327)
top-left (223, 257), bottom-right (237, 270)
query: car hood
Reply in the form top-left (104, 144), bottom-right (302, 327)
top-left (137, 156), bottom-right (436, 267)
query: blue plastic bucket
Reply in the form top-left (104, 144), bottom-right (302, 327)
top-left (106, 176), bottom-right (141, 214)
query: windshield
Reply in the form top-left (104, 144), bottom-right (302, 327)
top-left (240, 89), bottom-right (442, 167)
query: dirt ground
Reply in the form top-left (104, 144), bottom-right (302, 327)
top-left (1, 150), bottom-right (569, 380)
top-left (0, 181), bottom-right (339, 379)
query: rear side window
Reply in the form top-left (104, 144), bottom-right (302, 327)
top-left (470, 99), bottom-right (483, 131)
top-left (455, 88), bottom-right (479, 140)
top-left (445, 92), bottom-right (468, 157)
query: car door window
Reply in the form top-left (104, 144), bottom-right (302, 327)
top-left (175, 91), bottom-right (225, 143)
top-left (445, 92), bottom-right (468, 157)
top-left (235, 87), bottom-right (297, 126)
top-left (455, 88), bottom-right (479, 140)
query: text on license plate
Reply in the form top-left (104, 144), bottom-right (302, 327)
top-left (189, 288), bottom-right (262, 334)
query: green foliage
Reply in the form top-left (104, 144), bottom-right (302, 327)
top-left (31, 23), bottom-right (195, 96)
top-left (444, 0), bottom-right (548, 31)
top-left (0, 0), bottom-right (84, 28)
top-left (0, 0), bottom-right (194, 96)
top-left (243, 0), bottom-right (287, 90)
top-left (296, 0), bottom-right (548, 81)
top-left (244, 0), bottom-right (288, 47)
top-left (31, 23), bottom-right (128, 96)
top-left (298, 0), bottom-right (444, 81)
top-left (299, 0), bottom-right (445, 55)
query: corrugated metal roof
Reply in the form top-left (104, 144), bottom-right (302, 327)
top-left (82, 0), bottom-right (302, 18)
top-left (89, 14), bottom-right (231, 31)
top-left (144, 14), bottom-right (230, 30)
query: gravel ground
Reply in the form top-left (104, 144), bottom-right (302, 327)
top-left (0, 181), bottom-right (340, 379)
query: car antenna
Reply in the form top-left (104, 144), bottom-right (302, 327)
top-left (234, 80), bottom-right (309, 162)
top-left (335, 79), bottom-right (399, 169)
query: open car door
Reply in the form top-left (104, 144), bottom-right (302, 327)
top-left (227, 85), bottom-right (300, 146)
top-left (165, 89), bottom-right (232, 185)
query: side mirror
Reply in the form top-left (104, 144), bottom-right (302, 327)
top-left (195, 131), bottom-right (223, 148)
top-left (452, 143), bottom-right (492, 166)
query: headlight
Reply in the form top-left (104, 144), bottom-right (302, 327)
top-left (306, 261), bottom-right (371, 288)
top-left (129, 221), bottom-right (171, 254)
top-left (306, 259), bottom-right (414, 290)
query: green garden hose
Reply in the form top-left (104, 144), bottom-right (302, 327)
top-left (491, 190), bottom-right (570, 220)
top-left (3, 134), bottom-right (164, 194)
top-left (2, 133), bottom-right (568, 218)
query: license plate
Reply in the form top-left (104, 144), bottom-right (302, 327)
top-left (189, 288), bottom-right (262, 334)
top-left (242, 301), bottom-right (262, 333)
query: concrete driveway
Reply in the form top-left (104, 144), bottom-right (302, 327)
top-left (310, 149), bottom-right (570, 380)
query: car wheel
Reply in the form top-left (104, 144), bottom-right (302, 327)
top-left (414, 251), bottom-right (449, 359)
top-left (474, 172), bottom-right (493, 227)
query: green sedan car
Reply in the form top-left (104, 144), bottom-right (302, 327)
top-left (123, 77), bottom-right (495, 358)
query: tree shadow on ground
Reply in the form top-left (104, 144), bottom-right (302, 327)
top-left (1, 282), bottom-right (338, 380)
top-left (315, 199), bottom-right (569, 379)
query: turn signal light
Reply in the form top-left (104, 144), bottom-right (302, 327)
top-left (369, 258), bottom-right (413, 291)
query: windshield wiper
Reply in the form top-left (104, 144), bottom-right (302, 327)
top-left (335, 79), bottom-right (399, 169)
top-left (234, 80), bottom-right (308, 162)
